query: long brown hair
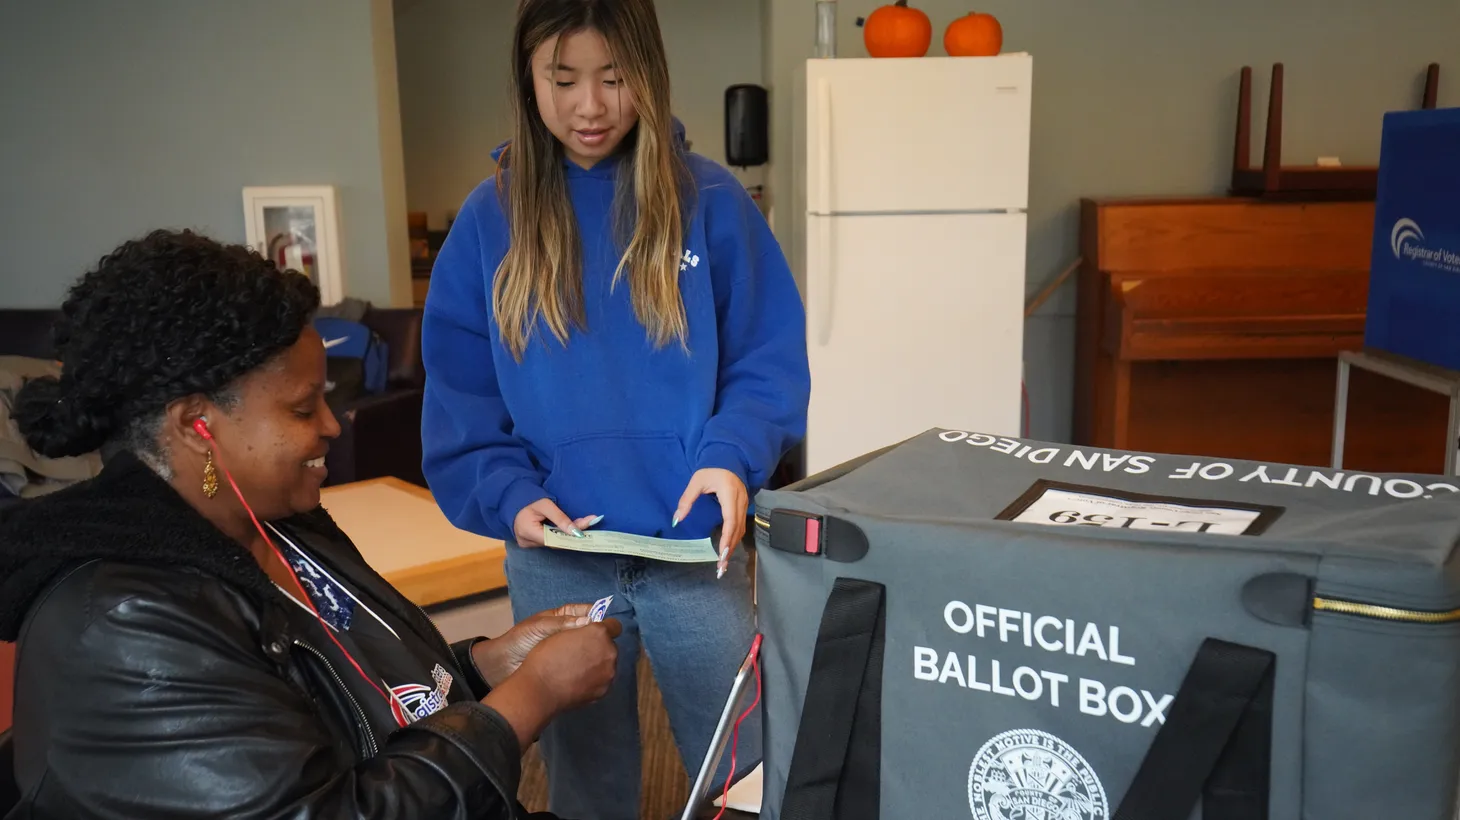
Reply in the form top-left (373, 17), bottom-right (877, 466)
top-left (495, 0), bottom-right (693, 360)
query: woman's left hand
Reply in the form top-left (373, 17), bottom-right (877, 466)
top-left (472, 603), bottom-right (593, 688)
top-left (674, 467), bottom-right (748, 575)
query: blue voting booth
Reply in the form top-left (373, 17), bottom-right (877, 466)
top-left (1365, 107), bottom-right (1460, 371)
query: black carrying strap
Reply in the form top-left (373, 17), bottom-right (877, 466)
top-left (778, 578), bottom-right (886, 820)
top-left (1114, 638), bottom-right (1275, 820)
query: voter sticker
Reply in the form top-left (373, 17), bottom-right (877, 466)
top-left (589, 595), bottom-right (614, 622)
top-left (996, 480), bottom-right (1284, 536)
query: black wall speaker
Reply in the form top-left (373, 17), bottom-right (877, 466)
top-left (725, 84), bottom-right (769, 168)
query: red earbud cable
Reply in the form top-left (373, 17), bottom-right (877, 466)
top-left (197, 420), bottom-right (404, 726)
top-left (712, 644), bottom-right (763, 820)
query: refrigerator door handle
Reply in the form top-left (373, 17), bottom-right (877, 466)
top-left (814, 77), bottom-right (832, 214)
top-left (814, 215), bottom-right (834, 346)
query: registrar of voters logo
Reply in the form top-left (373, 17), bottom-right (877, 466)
top-left (1392, 217), bottom-right (1425, 259)
top-left (1391, 217), bottom-right (1460, 273)
top-left (389, 664), bottom-right (454, 725)
top-left (968, 728), bottom-right (1109, 820)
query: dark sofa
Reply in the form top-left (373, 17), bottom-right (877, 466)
top-left (0, 307), bottom-right (426, 488)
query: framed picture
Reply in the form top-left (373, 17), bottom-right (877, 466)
top-left (242, 185), bottom-right (345, 305)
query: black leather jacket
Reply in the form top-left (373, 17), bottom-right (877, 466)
top-left (0, 453), bottom-right (548, 819)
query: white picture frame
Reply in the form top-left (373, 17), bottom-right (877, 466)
top-left (242, 185), bottom-right (345, 305)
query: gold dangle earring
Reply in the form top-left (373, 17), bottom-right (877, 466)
top-left (202, 450), bottom-right (219, 499)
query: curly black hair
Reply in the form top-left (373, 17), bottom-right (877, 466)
top-left (13, 229), bottom-right (320, 463)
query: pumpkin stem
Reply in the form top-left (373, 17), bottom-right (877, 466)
top-left (895, 0), bottom-right (909, 6)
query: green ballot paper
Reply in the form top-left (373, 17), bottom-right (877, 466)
top-left (543, 526), bottom-right (719, 563)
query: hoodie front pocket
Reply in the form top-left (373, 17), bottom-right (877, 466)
top-left (542, 431), bottom-right (693, 538)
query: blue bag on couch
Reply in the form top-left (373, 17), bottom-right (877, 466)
top-left (312, 317), bottom-right (389, 407)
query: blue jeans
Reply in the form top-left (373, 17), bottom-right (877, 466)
top-left (505, 540), bottom-right (762, 820)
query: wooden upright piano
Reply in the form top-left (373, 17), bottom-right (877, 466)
top-left (1075, 196), bottom-right (1448, 473)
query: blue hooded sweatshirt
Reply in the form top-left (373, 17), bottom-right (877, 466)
top-left (420, 121), bottom-right (810, 543)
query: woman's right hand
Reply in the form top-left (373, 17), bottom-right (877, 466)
top-left (482, 618), bottom-right (622, 749)
top-left (518, 618), bottom-right (621, 712)
top-left (514, 498), bottom-right (599, 547)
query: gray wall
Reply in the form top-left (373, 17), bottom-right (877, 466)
top-left (763, 0), bottom-right (1460, 444)
top-left (0, 0), bottom-right (412, 308)
top-left (395, 0), bottom-right (766, 230)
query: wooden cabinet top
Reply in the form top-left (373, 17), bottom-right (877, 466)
top-left (1081, 197), bottom-right (1376, 274)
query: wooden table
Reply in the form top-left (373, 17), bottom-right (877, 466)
top-left (318, 477), bottom-right (507, 607)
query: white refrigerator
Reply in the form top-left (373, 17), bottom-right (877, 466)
top-left (799, 54), bottom-right (1033, 476)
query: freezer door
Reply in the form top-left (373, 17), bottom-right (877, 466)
top-left (804, 211), bottom-right (1027, 476)
top-left (806, 55), bottom-right (1032, 215)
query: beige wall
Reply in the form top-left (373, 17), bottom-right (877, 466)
top-left (760, 0), bottom-right (813, 302)
top-left (395, 0), bottom-right (767, 230)
top-left (763, 0), bottom-right (1460, 442)
top-left (0, 0), bottom-right (414, 308)
top-left (371, 0), bottom-right (417, 308)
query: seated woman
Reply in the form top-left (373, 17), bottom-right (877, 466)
top-left (0, 229), bottom-right (618, 818)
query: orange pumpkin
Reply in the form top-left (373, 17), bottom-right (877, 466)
top-left (856, 0), bottom-right (932, 59)
top-left (944, 11), bottom-right (1003, 57)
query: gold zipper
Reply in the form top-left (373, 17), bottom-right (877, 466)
top-left (754, 514), bottom-right (769, 530)
top-left (1312, 596), bottom-right (1460, 624)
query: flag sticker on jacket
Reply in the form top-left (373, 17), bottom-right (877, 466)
top-left (390, 663), bottom-right (454, 724)
top-left (284, 550), bottom-right (356, 632)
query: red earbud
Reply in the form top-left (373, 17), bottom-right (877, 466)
top-left (193, 417), bottom-right (213, 440)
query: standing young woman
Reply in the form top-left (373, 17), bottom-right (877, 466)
top-left (421, 0), bottom-right (809, 815)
